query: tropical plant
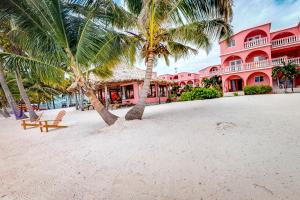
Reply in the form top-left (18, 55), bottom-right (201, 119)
top-left (0, 21), bottom-right (27, 119)
top-left (272, 61), bottom-right (300, 93)
top-left (201, 78), bottom-right (212, 88)
top-left (244, 85), bottom-right (272, 95)
top-left (86, 0), bottom-right (233, 120)
top-left (0, 0), bottom-right (129, 125)
top-left (180, 88), bottom-right (220, 101)
top-left (201, 75), bottom-right (222, 91)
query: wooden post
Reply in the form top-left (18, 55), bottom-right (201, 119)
top-left (104, 84), bottom-right (109, 110)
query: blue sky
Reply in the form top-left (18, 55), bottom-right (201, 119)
top-left (116, 0), bottom-right (300, 75)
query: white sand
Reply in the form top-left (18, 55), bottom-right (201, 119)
top-left (1, 94), bottom-right (300, 200)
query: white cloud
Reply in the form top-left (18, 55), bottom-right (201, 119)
top-left (144, 0), bottom-right (300, 75)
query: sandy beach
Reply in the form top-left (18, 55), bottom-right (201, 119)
top-left (1, 94), bottom-right (300, 200)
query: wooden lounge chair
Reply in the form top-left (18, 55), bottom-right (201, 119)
top-left (39, 110), bottom-right (68, 132)
top-left (21, 112), bottom-right (44, 130)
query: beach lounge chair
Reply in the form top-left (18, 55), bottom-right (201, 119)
top-left (39, 110), bottom-right (68, 132)
top-left (21, 112), bottom-right (43, 130)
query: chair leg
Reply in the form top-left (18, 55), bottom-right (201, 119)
top-left (39, 122), bottom-right (43, 132)
top-left (45, 121), bottom-right (48, 132)
top-left (22, 120), bottom-right (26, 130)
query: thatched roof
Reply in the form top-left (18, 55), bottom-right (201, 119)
top-left (90, 66), bottom-right (174, 85)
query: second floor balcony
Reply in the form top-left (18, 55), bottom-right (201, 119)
top-left (222, 57), bottom-right (300, 74)
top-left (244, 37), bottom-right (268, 49)
top-left (272, 35), bottom-right (300, 48)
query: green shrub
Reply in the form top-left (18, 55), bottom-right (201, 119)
top-left (180, 88), bottom-right (221, 101)
top-left (233, 92), bottom-right (238, 96)
top-left (244, 85), bottom-right (272, 95)
top-left (180, 91), bottom-right (193, 101)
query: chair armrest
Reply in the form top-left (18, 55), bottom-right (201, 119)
top-left (39, 120), bottom-right (62, 122)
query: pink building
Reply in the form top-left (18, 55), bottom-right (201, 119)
top-left (159, 72), bottom-right (200, 87)
top-left (198, 22), bottom-right (300, 95)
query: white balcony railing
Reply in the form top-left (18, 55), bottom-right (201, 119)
top-left (244, 37), bottom-right (268, 49)
top-left (245, 60), bottom-right (270, 70)
top-left (223, 65), bottom-right (243, 73)
top-left (288, 57), bottom-right (300, 65)
top-left (272, 35), bottom-right (300, 48)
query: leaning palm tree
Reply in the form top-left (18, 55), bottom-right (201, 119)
top-left (100, 0), bottom-right (233, 120)
top-left (0, 0), bottom-right (129, 125)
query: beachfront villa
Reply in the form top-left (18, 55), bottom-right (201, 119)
top-left (161, 22), bottom-right (300, 96)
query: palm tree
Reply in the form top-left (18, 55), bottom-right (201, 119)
top-left (97, 0), bottom-right (233, 120)
top-left (0, 0), bottom-right (129, 125)
top-left (210, 75), bottom-right (222, 91)
top-left (201, 77), bottom-right (212, 88)
top-left (0, 22), bottom-right (27, 119)
top-left (272, 61), bottom-right (299, 93)
top-left (0, 20), bottom-right (41, 121)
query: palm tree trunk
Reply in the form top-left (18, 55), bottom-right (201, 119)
top-left (0, 64), bottom-right (26, 119)
top-left (292, 77), bottom-right (294, 92)
top-left (85, 88), bottom-right (118, 125)
top-left (125, 51), bottom-right (155, 120)
top-left (79, 89), bottom-right (84, 111)
top-left (14, 69), bottom-right (38, 121)
top-left (75, 92), bottom-right (79, 110)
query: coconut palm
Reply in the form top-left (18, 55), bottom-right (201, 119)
top-left (92, 0), bottom-right (232, 120)
top-left (272, 61), bottom-right (300, 93)
top-left (0, 22), bottom-right (27, 119)
top-left (0, 0), bottom-right (129, 125)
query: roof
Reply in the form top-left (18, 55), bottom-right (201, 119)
top-left (90, 66), bottom-right (174, 84)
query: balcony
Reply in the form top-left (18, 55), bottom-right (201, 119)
top-left (221, 57), bottom-right (300, 75)
top-left (223, 65), bottom-right (243, 73)
top-left (272, 35), bottom-right (300, 48)
top-left (244, 37), bottom-right (268, 49)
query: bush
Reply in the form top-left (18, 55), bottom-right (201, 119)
top-left (180, 91), bottom-right (193, 101)
top-left (233, 92), bottom-right (238, 96)
top-left (244, 85), bottom-right (272, 95)
top-left (180, 88), bottom-right (221, 101)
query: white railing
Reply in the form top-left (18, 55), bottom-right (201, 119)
top-left (206, 57), bottom-right (300, 75)
top-left (244, 37), bottom-right (268, 49)
top-left (209, 71), bottom-right (220, 76)
top-left (244, 60), bottom-right (270, 70)
top-left (271, 57), bottom-right (286, 66)
top-left (224, 65), bottom-right (243, 73)
top-left (288, 57), bottom-right (300, 65)
top-left (272, 35), bottom-right (300, 48)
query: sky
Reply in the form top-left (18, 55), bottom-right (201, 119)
top-left (124, 0), bottom-right (300, 75)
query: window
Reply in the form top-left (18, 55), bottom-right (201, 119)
top-left (188, 73), bottom-right (191, 76)
top-left (230, 60), bottom-right (242, 66)
top-left (255, 76), bottom-right (264, 83)
top-left (123, 85), bottom-right (134, 99)
top-left (253, 56), bottom-right (265, 62)
top-left (248, 35), bottom-right (261, 42)
top-left (159, 85), bottom-right (167, 97)
top-left (147, 84), bottom-right (156, 98)
top-left (228, 39), bottom-right (235, 47)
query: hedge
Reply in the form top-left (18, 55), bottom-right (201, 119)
top-left (180, 88), bottom-right (221, 101)
top-left (244, 85), bottom-right (272, 95)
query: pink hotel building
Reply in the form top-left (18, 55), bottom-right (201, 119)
top-left (159, 22), bottom-right (300, 95)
